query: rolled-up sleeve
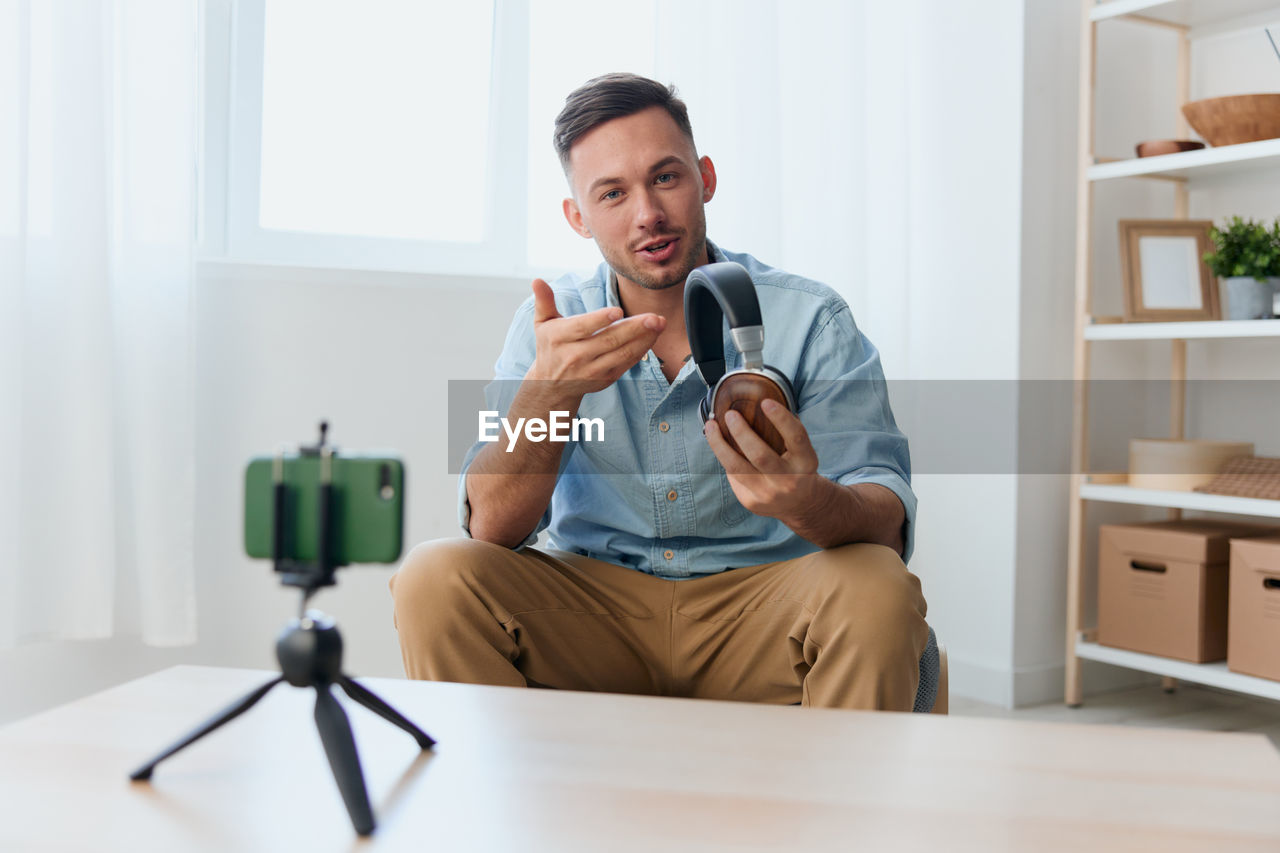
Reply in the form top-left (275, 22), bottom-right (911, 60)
top-left (457, 295), bottom-right (583, 549)
top-left (457, 299), bottom-right (552, 549)
top-left (797, 303), bottom-right (917, 562)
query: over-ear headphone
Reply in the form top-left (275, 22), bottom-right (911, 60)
top-left (684, 262), bottom-right (797, 455)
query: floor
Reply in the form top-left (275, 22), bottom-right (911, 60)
top-left (951, 683), bottom-right (1280, 751)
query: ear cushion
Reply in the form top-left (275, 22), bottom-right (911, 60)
top-left (711, 371), bottom-right (793, 455)
top-left (762, 364), bottom-right (797, 411)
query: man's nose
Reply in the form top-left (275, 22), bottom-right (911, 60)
top-left (634, 190), bottom-right (666, 230)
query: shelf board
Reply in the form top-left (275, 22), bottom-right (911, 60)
top-left (1075, 640), bottom-right (1280, 701)
top-left (1080, 483), bottom-right (1280, 516)
top-left (1085, 319), bottom-right (1280, 340)
top-left (1089, 138), bottom-right (1280, 182)
top-left (1090, 0), bottom-right (1280, 33)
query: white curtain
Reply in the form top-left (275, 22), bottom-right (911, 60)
top-left (653, 0), bottom-right (916, 377)
top-left (0, 0), bottom-right (199, 647)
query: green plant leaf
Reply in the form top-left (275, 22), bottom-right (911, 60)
top-left (1206, 216), bottom-right (1280, 279)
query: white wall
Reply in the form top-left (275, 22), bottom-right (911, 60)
top-left (890, 0), bottom-right (1026, 706)
top-left (1007, 6), bottom-right (1280, 709)
top-left (2, 0), bottom-right (1041, 719)
top-left (0, 266), bottom-right (528, 723)
top-left (1008, 0), bottom-right (1157, 707)
top-left (12, 2), bottom-right (1280, 723)
top-left (189, 264), bottom-right (528, 676)
top-left (868, 0), bottom-right (1280, 709)
top-left (1010, 0), bottom-right (1097, 708)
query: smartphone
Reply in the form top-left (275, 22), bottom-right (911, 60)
top-left (243, 452), bottom-right (405, 565)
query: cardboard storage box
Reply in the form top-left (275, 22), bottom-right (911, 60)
top-left (1128, 439), bottom-right (1253, 491)
top-left (1098, 520), bottom-right (1278, 662)
top-left (1228, 536), bottom-right (1280, 681)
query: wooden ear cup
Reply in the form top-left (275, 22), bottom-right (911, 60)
top-left (711, 372), bottom-right (791, 456)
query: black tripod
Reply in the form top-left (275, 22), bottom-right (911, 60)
top-left (130, 425), bottom-right (434, 837)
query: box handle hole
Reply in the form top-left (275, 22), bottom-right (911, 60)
top-left (1264, 578), bottom-right (1280, 591)
top-left (1129, 560), bottom-right (1167, 573)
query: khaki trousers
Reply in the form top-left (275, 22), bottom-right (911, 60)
top-left (389, 538), bottom-right (929, 711)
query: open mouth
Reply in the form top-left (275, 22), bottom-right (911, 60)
top-left (638, 238), bottom-right (678, 261)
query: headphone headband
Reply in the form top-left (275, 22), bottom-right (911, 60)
top-left (684, 262), bottom-right (765, 388)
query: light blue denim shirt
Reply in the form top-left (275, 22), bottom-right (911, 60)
top-left (459, 243), bottom-right (916, 578)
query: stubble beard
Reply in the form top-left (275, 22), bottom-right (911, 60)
top-left (605, 212), bottom-right (708, 292)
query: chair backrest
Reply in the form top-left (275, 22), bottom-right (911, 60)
top-left (912, 625), bottom-right (945, 713)
top-left (929, 642), bottom-right (949, 715)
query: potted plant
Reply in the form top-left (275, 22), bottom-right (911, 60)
top-left (1203, 216), bottom-right (1280, 320)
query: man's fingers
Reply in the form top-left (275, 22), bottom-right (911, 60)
top-left (531, 273), bottom-right (629, 339)
top-left (594, 314), bottom-right (663, 350)
top-left (722, 409), bottom-right (784, 471)
top-left (587, 323), bottom-right (663, 377)
top-left (574, 315), bottom-right (659, 357)
top-left (704, 418), bottom-right (754, 476)
top-left (761, 399), bottom-right (812, 456)
top-left (556, 305), bottom-right (626, 339)
top-left (531, 278), bottom-right (561, 323)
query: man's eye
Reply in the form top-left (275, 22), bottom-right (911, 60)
top-left (655, 173), bottom-right (675, 185)
top-left (602, 189), bottom-right (622, 201)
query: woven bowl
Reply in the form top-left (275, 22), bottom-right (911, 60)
top-left (1181, 94), bottom-right (1280, 146)
top-left (1135, 139), bottom-right (1204, 158)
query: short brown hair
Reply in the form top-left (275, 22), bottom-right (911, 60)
top-left (553, 73), bottom-right (695, 173)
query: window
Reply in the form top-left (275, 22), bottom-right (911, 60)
top-left (214, 0), bottom-right (657, 280)
top-left (258, 0), bottom-right (494, 243)
top-left (525, 0), bottom-right (655, 272)
top-left (221, 0), bottom-right (527, 277)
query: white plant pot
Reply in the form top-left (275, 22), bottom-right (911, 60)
top-left (1223, 276), bottom-right (1278, 320)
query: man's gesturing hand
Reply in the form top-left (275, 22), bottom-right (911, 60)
top-left (704, 398), bottom-right (823, 521)
top-left (525, 278), bottom-right (665, 393)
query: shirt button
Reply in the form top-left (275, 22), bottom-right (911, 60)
top-left (641, 353), bottom-right (649, 361)
top-left (658, 421), bottom-right (670, 432)
top-left (666, 489), bottom-right (678, 501)
top-left (663, 550), bottom-right (674, 560)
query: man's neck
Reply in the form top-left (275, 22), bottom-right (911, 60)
top-left (616, 279), bottom-right (684, 326)
top-left (614, 243), bottom-right (713, 328)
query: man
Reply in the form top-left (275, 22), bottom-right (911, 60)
top-left (391, 73), bottom-right (928, 710)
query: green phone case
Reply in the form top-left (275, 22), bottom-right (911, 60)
top-left (243, 453), bottom-right (405, 565)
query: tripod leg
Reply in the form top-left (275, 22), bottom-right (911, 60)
top-left (336, 675), bottom-right (436, 750)
top-left (314, 685), bottom-right (376, 836)
top-left (130, 676), bottom-right (285, 781)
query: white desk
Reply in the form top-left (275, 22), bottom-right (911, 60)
top-left (2, 665), bottom-right (1279, 851)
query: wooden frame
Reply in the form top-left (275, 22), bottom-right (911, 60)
top-left (1119, 219), bottom-right (1219, 322)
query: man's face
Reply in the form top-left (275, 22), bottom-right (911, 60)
top-left (562, 106), bottom-right (716, 291)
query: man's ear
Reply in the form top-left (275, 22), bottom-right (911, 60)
top-left (563, 198), bottom-right (592, 238)
top-left (698, 155), bottom-right (717, 204)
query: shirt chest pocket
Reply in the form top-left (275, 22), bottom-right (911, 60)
top-left (690, 444), bottom-right (750, 530)
top-left (718, 470), bottom-right (750, 527)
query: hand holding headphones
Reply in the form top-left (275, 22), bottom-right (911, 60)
top-left (684, 262), bottom-right (797, 456)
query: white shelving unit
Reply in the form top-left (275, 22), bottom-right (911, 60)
top-left (1066, 0), bottom-right (1280, 706)
top-left (1080, 483), bottom-right (1280, 517)
top-left (1088, 137), bottom-right (1280, 182)
top-left (1085, 319), bottom-right (1280, 340)
top-left (1090, 0), bottom-right (1280, 33)
top-left (1076, 641), bottom-right (1280, 700)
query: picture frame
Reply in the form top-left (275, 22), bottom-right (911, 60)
top-left (1118, 219), bottom-right (1220, 322)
